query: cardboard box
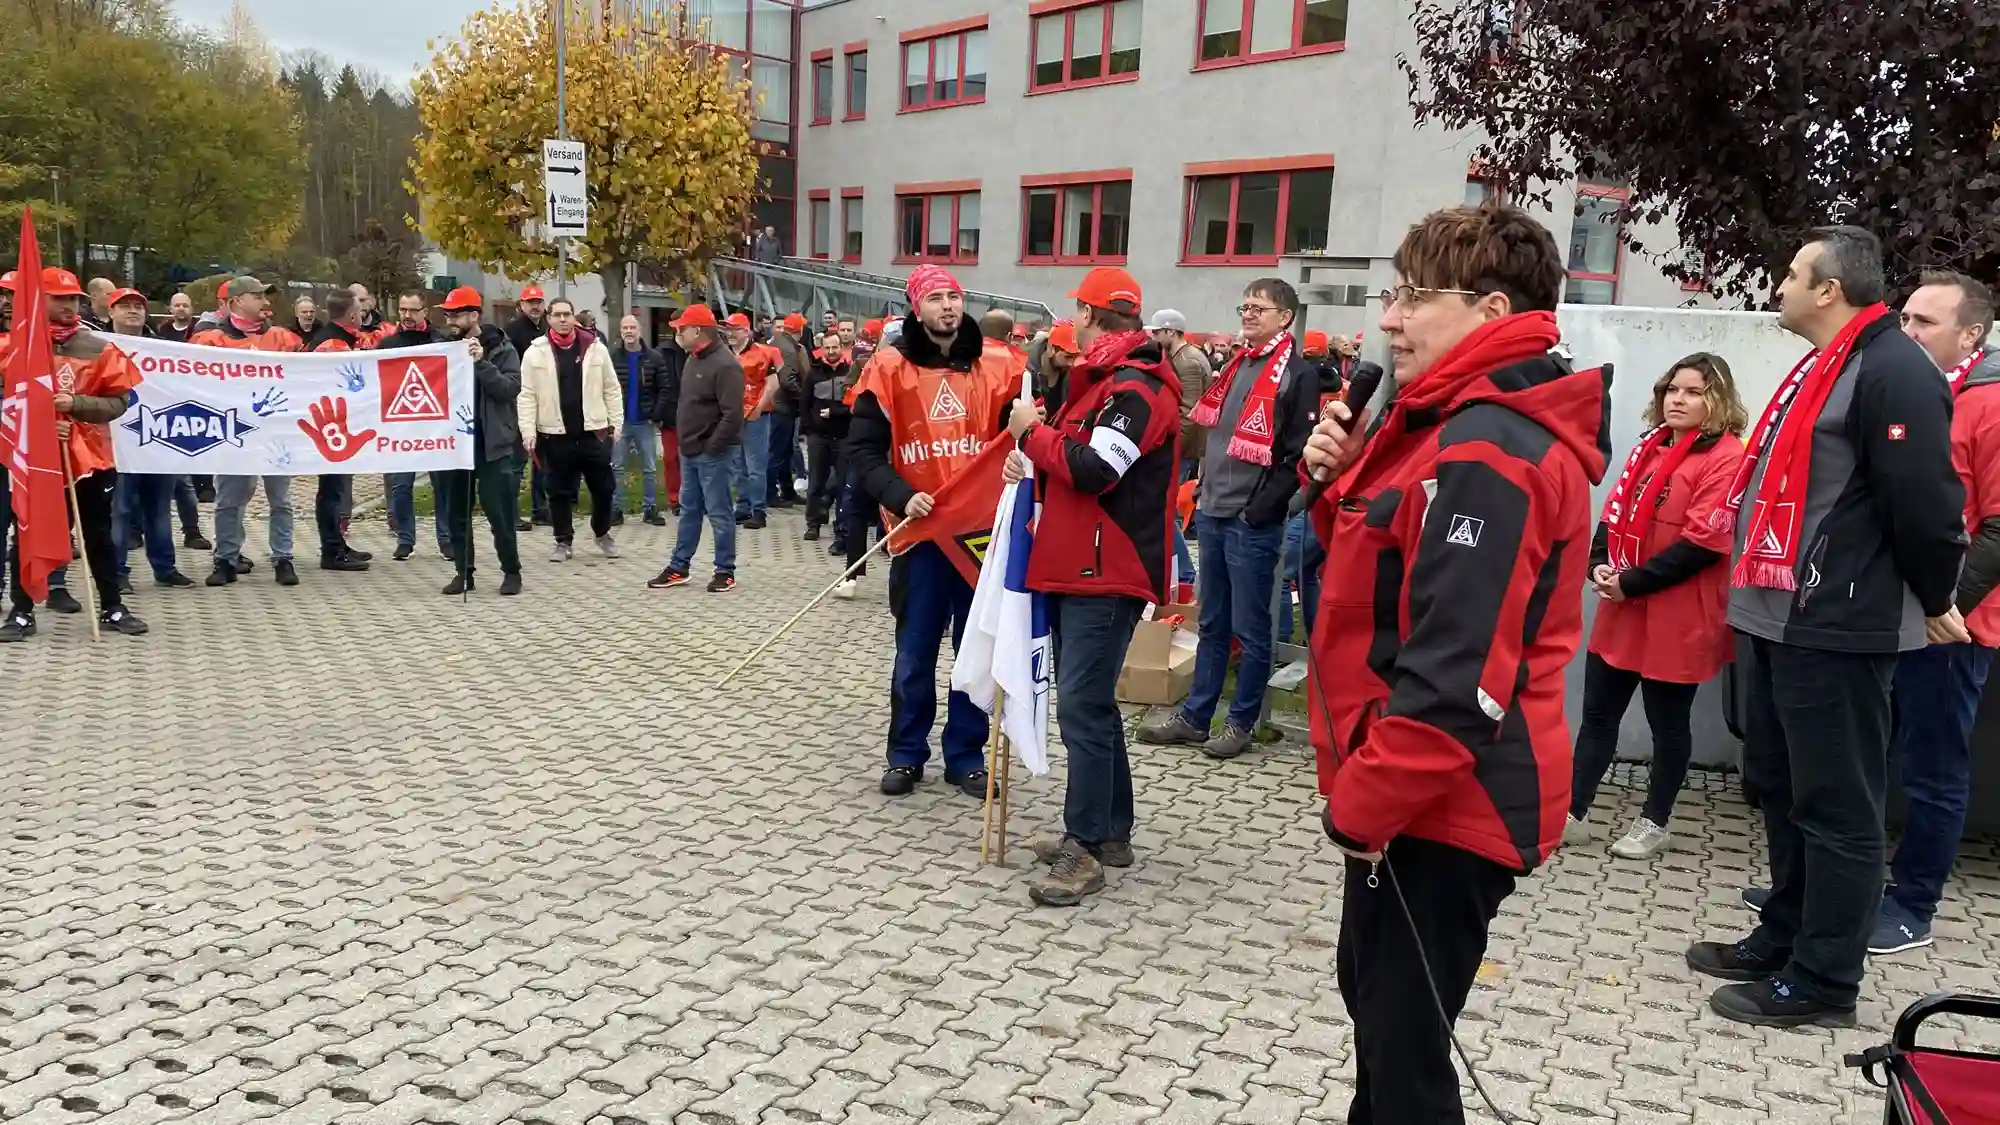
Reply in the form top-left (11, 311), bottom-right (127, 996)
top-left (1117, 602), bottom-right (1200, 706)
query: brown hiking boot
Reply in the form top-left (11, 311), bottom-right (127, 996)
top-left (1029, 839), bottom-right (1106, 907)
top-left (1030, 834), bottom-right (1134, 868)
top-left (1136, 712), bottom-right (1207, 746)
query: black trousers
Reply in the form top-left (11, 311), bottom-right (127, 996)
top-left (542, 433), bottom-right (617, 544)
top-left (6, 466), bottom-right (122, 614)
top-left (804, 432), bottom-right (842, 528)
top-left (1740, 634), bottom-right (1895, 1008)
top-left (1337, 836), bottom-right (1515, 1125)
top-left (1569, 652), bottom-right (1701, 824)
top-left (1051, 595), bottom-right (1144, 851)
top-left (314, 475), bottom-right (352, 555)
top-left (441, 455), bottom-right (523, 576)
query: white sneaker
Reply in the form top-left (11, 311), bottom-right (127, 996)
top-left (1609, 817), bottom-right (1671, 859)
top-left (549, 542), bottom-right (572, 563)
top-left (834, 578), bottom-right (859, 600)
top-left (595, 535), bottom-right (620, 559)
top-left (1562, 814), bottom-right (1591, 847)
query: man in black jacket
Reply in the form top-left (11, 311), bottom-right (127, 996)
top-left (1137, 278), bottom-right (1322, 761)
top-left (507, 285), bottom-right (552, 528)
top-left (436, 287), bottom-right (526, 596)
top-left (1687, 226), bottom-right (1966, 1028)
top-left (609, 313), bottom-right (670, 526)
top-left (653, 320), bottom-right (686, 516)
top-left (374, 293), bottom-right (449, 562)
top-left (649, 305), bottom-right (743, 592)
top-left (801, 327), bottom-right (852, 541)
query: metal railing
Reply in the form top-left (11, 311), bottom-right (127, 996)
top-left (706, 256), bottom-right (1056, 326)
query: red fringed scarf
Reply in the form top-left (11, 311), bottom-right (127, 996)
top-left (1601, 425), bottom-right (1698, 569)
top-left (1191, 329), bottom-right (1295, 466)
top-left (1948, 348), bottom-right (1984, 394)
top-left (1717, 303), bottom-right (1889, 590)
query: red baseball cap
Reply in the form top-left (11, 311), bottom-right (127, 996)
top-left (0, 271), bottom-right (15, 292)
top-left (41, 268), bottom-right (84, 297)
top-left (217, 280), bottom-right (230, 300)
top-left (670, 305), bottom-right (718, 328)
top-left (861, 318), bottom-right (884, 342)
top-left (520, 285), bottom-right (545, 301)
top-left (1302, 330), bottom-right (1330, 357)
top-left (439, 286), bottom-right (484, 312)
top-left (1068, 266), bottom-right (1142, 311)
top-left (1048, 324), bottom-right (1079, 355)
top-left (108, 287), bottom-right (147, 308)
top-left (724, 312), bottom-right (751, 329)
top-left (782, 313), bottom-right (807, 333)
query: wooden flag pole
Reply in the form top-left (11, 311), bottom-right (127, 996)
top-left (57, 443), bottom-right (99, 641)
top-left (997, 726), bottom-right (1012, 863)
top-left (716, 515), bottom-right (911, 689)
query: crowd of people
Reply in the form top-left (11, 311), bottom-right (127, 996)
top-left (5, 203), bottom-right (1997, 1121)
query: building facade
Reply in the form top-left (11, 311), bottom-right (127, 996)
top-left (787, 0), bottom-right (1714, 333)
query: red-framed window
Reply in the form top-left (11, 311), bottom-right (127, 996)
top-left (894, 183), bottom-right (981, 264)
top-left (841, 188), bottom-right (865, 263)
top-left (810, 50), bottom-right (835, 125)
top-left (807, 189), bottom-right (833, 260)
top-left (1196, 0), bottom-right (1348, 70)
top-left (1022, 171), bottom-right (1133, 264)
top-left (1029, 0), bottom-right (1142, 93)
top-left (1566, 185), bottom-right (1627, 304)
top-left (901, 17), bottom-right (989, 112)
top-left (1180, 157), bottom-right (1334, 264)
top-left (844, 44), bottom-right (868, 119)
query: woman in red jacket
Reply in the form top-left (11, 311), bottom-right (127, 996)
top-left (1567, 353), bottom-right (1748, 859)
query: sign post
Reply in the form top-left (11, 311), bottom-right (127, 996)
top-left (542, 138), bottom-right (588, 299)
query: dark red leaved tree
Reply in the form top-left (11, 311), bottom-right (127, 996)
top-left (1403, 1), bottom-right (2000, 303)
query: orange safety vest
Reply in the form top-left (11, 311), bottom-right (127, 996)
top-left (191, 323), bottom-right (304, 352)
top-left (860, 343), bottom-right (1016, 535)
top-left (737, 342), bottom-right (782, 418)
top-left (57, 335), bottom-right (143, 477)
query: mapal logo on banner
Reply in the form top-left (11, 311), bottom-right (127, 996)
top-left (108, 334), bottom-right (474, 476)
top-left (123, 400), bottom-right (259, 457)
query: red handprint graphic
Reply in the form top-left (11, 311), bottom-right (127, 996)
top-left (298, 395), bottom-right (377, 463)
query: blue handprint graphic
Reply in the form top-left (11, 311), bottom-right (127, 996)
top-left (250, 387), bottom-right (290, 417)
top-left (337, 362), bottom-right (367, 393)
top-left (269, 444), bottom-right (296, 472)
top-left (455, 405), bottom-right (476, 437)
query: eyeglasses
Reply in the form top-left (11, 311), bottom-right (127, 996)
top-left (1236, 303), bottom-right (1282, 318)
top-left (1374, 285), bottom-right (1479, 310)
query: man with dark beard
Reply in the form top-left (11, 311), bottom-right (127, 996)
top-left (436, 287), bottom-right (525, 596)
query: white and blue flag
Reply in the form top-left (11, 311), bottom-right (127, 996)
top-left (952, 443), bottom-right (1052, 775)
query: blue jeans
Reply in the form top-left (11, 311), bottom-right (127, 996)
top-left (174, 475), bottom-right (201, 537)
top-left (670, 451), bottom-right (738, 577)
top-left (1889, 642), bottom-right (1995, 922)
top-left (1171, 458), bottom-right (1196, 589)
top-left (1277, 512), bottom-right (1326, 644)
top-left (1182, 512), bottom-right (1285, 733)
top-left (114, 473), bottom-right (177, 579)
top-left (888, 541), bottom-right (988, 778)
top-left (766, 412), bottom-right (800, 502)
top-left (386, 473), bottom-right (451, 552)
top-left (612, 422), bottom-right (660, 512)
top-left (1054, 595), bottom-right (1145, 850)
top-left (733, 415), bottom-right (770, 518)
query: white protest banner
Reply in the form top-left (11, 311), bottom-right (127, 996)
top-left (107, 335), bottom-right (475, 475)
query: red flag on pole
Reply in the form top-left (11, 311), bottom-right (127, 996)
top-left (0, 211), bottom-right (71, 604)
top-left (886, 437), bottom-right (1011, 587)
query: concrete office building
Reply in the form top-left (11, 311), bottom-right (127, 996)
top-left (786, 0), bottom-right (1713, 332)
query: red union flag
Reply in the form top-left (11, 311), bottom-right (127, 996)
top-left (885, 438), bottom-right (1009, 586)
top-left (0, 211), bottom-right (72, 603)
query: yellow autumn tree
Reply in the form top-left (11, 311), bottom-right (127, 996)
top-left (411, 0), bottom-right (761, 312)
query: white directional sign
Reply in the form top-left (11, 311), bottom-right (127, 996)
top-left (542, 138), bottom-right (589, 237)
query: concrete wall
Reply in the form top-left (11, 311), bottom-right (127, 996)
top-left (795, 0), bottom-right (1721, 330)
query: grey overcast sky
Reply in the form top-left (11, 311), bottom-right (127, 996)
top-left (166, 1), bottom-right (486, 88)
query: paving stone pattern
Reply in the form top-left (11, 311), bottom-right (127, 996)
top-left (4, 507), bottom-right (1999, 1125)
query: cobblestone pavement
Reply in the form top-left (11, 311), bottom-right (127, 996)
top-left (5, 507), bottom-right (1999, 1125)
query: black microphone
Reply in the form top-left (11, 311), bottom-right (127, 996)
top-left (1301, 359), bottom-right (1385, 509)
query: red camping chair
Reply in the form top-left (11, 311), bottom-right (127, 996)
top-left (1847, 994), bottom-right (2000, 1125)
